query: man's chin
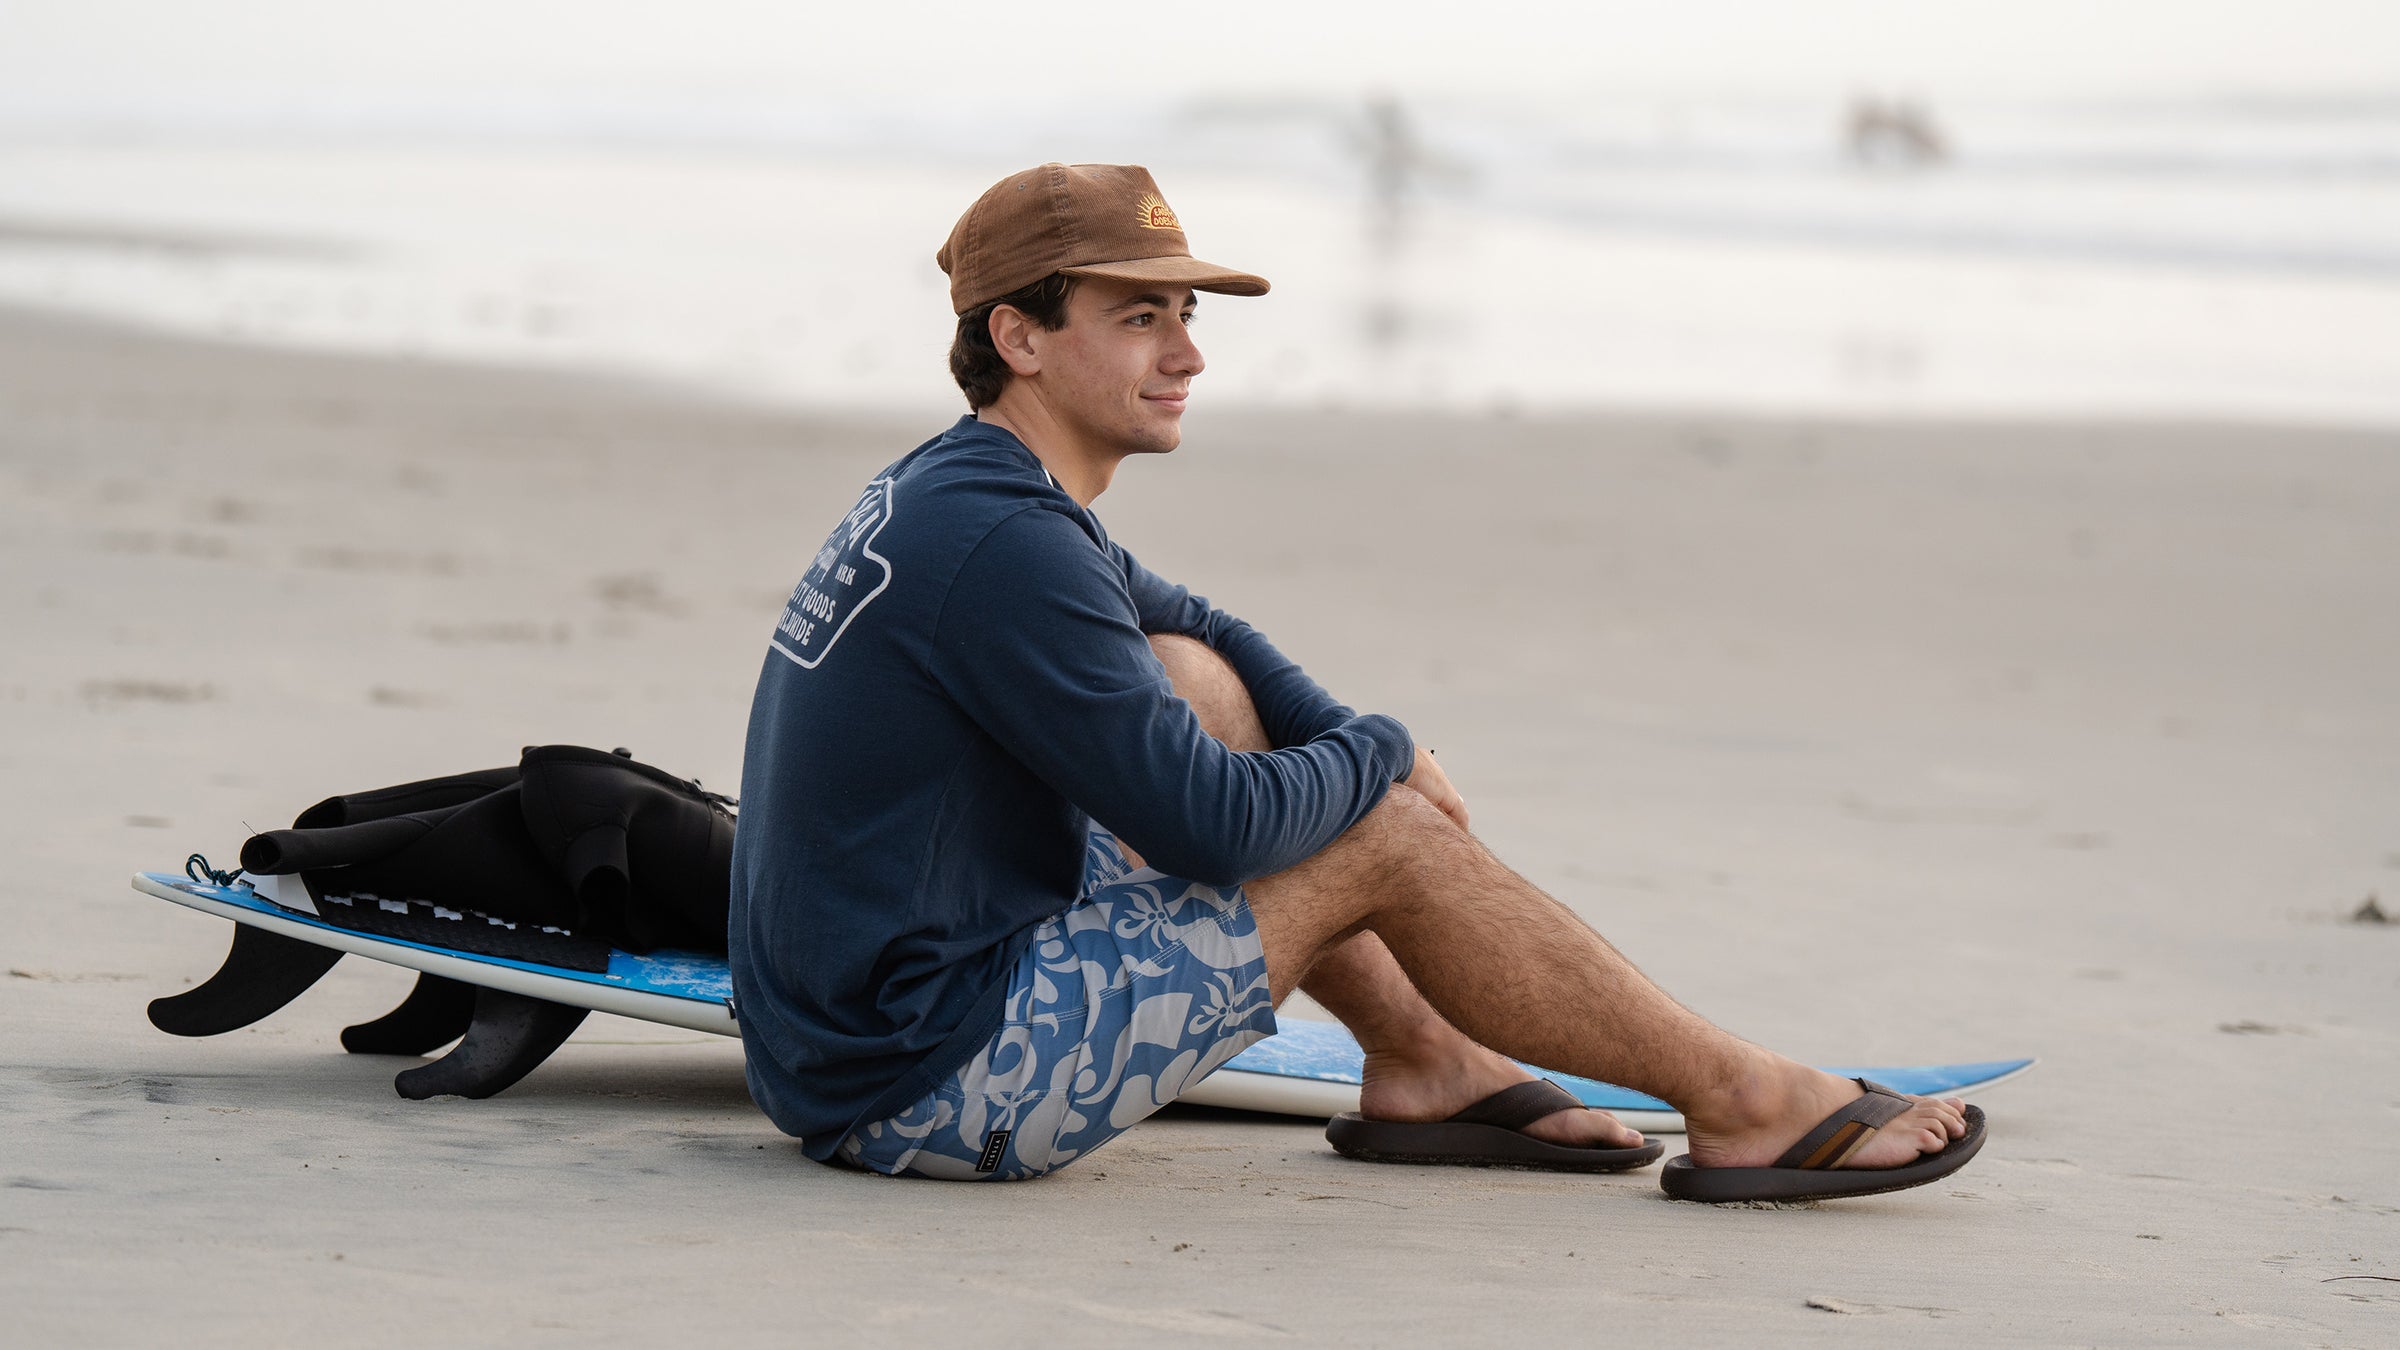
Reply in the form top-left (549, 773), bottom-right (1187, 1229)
top-left (1123, 419), bottom-right (1183, 456)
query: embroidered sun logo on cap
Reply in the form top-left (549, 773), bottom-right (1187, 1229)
top-left (1135, 193), bottom-right (1181, 231)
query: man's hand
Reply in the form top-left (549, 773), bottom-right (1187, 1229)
top-left (1401, 745), bottom-right (1470, 832)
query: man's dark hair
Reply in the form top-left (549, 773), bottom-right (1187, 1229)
top-left (950, 273), bottom-right (1076, 409)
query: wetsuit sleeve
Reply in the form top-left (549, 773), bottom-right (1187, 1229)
top-left (930, 508), bottom-right (1416, 888)
top-left (1113, 542), bottom-right (1356, 748)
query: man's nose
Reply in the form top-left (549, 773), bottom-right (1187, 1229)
top-left (1163, 320), bottom-right (1204, 378)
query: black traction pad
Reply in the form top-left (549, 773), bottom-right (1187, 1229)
top-left (308, 890), bottom-right (612, 973)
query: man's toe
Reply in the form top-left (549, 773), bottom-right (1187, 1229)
top-left (1523, 1106), bottom-right (1642, 1150)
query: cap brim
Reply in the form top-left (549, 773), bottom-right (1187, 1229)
top-left (1059, 254), bottom-right (1269, 297)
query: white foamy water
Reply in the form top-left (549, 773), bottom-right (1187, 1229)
top-left (2, 91), bottom-right (2397, 424)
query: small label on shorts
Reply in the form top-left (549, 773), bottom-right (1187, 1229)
top-left (975, 1129), bottom-right (1011, 1173)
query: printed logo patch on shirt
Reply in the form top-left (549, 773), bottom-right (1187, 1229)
top-left (771, 476), bottom-right (896, 670)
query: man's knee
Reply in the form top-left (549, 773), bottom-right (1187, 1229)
top-left (1350, 782), bottom-right (1464, 860)
top-left (1248, 785), bottom-right (1466, 991)
top-left (1150, 634), bottom-right (1269, 752)
top-left (1268, 785), bottom-right (1459, 901)
top-left (1148, 632), bottom-right (1230, 687)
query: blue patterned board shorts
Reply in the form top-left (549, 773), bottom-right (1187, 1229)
top-left (835, 830), bottom-right (1278, 1181)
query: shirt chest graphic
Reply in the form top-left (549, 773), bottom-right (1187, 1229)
top-left (771, 477), bottom-right (895, 669)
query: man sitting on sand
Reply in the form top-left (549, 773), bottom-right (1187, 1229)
top-left (728, 163), bottom-right (1984, 1200)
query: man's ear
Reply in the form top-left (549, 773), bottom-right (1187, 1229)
top-left (988, 305), bottom-right (1043, 378)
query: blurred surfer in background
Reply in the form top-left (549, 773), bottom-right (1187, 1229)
top-left (728, 162), bottom-right (1985, 1201)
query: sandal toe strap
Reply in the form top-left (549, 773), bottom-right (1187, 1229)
top-left (1773, 1078), bottom-right (1917, 1170)
top-left (1448, 1079), bottom-right (1585, 1132)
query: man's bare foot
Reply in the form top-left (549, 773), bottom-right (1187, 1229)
top-left (1682, 1049), bottom-right (1969, 1170)
top-left (1357, 1028), bottom-right (1647, 1150)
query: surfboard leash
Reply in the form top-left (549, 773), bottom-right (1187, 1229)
top-left (185, 853), bottom-right (246, 888)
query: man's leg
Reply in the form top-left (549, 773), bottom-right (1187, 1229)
top-left (1248, 785), bottom-right (1965, 1170)
top-left (1296, 931), bottom-right (1644, 1146)
top-left (1151, 635), bottom-right (1638, 1149)
top-left (1150, 633), bottom-right (1964, 1171)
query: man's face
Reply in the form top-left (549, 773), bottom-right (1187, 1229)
top-left (1021, 277), bottom-right (1205, 457)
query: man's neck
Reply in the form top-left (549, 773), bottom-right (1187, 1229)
top-left (975, 400), bottom-right (1119, 507)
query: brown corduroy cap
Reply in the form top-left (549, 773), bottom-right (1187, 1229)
top-left (937, 163), bottom-right (1270, 314)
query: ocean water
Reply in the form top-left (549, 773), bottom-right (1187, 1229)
top-left (0, 91), bottom-right (2395, 423)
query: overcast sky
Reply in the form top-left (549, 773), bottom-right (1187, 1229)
top-left (5, 0), bottom-right (2397, 108)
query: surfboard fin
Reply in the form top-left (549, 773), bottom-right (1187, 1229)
top-left (341, 972), bottom-right (477, 1056)
top-left (148, 924), bottom-right (345, 1037)
top-left (392, 986), bottom-right (588, 1100)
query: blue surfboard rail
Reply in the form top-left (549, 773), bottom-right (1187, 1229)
top-left (1222, 1018), bottom-right (2033, 1110)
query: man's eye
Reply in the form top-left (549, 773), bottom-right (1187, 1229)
top-left (1127, 313), bottom-right (1152, 327)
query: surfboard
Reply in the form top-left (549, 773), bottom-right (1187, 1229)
top-left (134, 869), bottom-right (2036, 1130)
top-left (1177, 1019), bottom-right (2034, 1131)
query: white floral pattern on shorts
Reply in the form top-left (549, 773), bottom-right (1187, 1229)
top-left (835, 829), bottom-right (1277, 1181)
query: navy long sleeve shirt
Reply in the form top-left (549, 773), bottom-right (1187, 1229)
top-left (730, 417), bottom-right (1415, 1157)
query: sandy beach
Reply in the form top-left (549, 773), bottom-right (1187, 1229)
top-left (4, 303), bottom-right (2396, 1344)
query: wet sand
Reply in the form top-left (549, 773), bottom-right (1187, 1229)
top-left (3, 306), bottom-right (2396, 1344)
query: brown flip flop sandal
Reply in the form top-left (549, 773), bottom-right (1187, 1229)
top-left (1327, 1078), bottom-right (1666, 1172)
top-left (1658, 1078), bottom-right (1987, 1203)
